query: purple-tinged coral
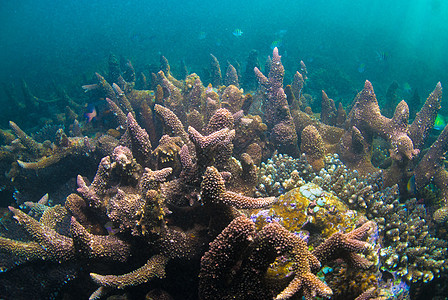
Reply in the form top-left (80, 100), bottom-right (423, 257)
top-left (201, 166), bottom-right (276, 209)
top-left (17, 136), bottom-right (95, 170)
top-left (204, 108), bottom-right (234, 134)
top-left (124, 112), bottom-right (152, 165)
top-left (138, 167), bottom-right (172, 194)
top-left (347, 80), bottom-right (419, 161)
top-left (254, 48), bottom-right (299, 156)
top-left (106, 97), bottom-right (128, 129)
top-left (7, 206), bottom-right (75, 262)
top-left (199, 216), bottom-right (256, 299)
top-left (77, 156), bottom-right (112, 208)
top-left (179, 144), bottom-right (198, 183)
top-left (221, 85), bottom-right (245, 114)
top-left (157, 70), bottom-right (186, 123)
top-left (95, 72), bottom-right (117, 101)
top-left (312, 221), bottom-right (376, 269)
top-left (258, 222), bottom-right (331, 300)
top-left (152, 134), bottom-right (183, 172)
top-left (70, 217), bottom-right (130, 261)
top-left (106, 188), bottom-right (146, 233)
top-left (200, 215), bottom-right (335, 300)
top-left (270, 120), bottom-right (299, 156)
top-left (301, 125), bottom-right (326, 171)
top-left (186, 109), bottom-right (205, 133)
top-left (291, 71), bottom-right (305, 103)
top-left (188, 126), bottom-right (231, 152)
top-left (154, 104), bottom-right (190, 145)
top-left (160, 55), bottom-right (183, 88)
top-left (321, 90), bottom-right (337, 126)
top-left (414, 121), bottom-right (448, 195)
top-left (408, 82), bottom-right (442, 149)
top-left (185, 75), bottom-right (205, 109)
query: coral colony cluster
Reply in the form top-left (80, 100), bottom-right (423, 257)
top-left (0, 47), bottom-right (447, 300)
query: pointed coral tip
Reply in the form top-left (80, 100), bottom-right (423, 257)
top-left (272, 47), bottom-right (280, 59)
top-left (126, 112), bottom-right (136, 125)
top-left (17, 160), bottom-right (26, 168)
top-left (364, 80), bottom-right (373, 89)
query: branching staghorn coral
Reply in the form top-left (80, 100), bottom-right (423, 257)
top-left (2, 49), bottom-right (448, 300)
top-left (255, 47), bottom-right (299, 156)
top-left (199, 215), bottom-right (376, 300)
top-left (1, 98), bottom-right (280, 298)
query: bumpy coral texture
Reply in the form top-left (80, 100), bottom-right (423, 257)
top-left (1, 49), bottom-right (447, 300)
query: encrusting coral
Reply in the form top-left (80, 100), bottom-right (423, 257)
top-left (0, 47), bottom-right (447, 300)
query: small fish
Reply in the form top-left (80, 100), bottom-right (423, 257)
top-left (130, 33), bottom-right (156, 45)
top-left (270, 39), bottom-right (282, 50)
top-left (357, 62), bottom-right (366, 73)
top-left (0, 208), bottom-right (10, 231)
top-left (82, 84), bottom-right (98, 92)
top-left (84, 103), bottom-right (98, 123)
top-left (104, 221), bottom-right (119, 236)
top-left (198, 31), bottom-right (207, 40)
top-left (232, 28), bottom-right (243, 37)
top-left (402, 82), bottom-right (412, 94)
top-left (434, 114), bottom-right (446, 131)
top-left (376, 51), bottom-right (388, 61)
top-left (406, 175), bottom-right (416, 195)
top-left (205, 83), bottom-right (218, 94)
top-left (275, 29), bottom-right (288, 38)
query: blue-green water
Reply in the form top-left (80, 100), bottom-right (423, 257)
top-left (1, 1), bottom-right (448, 299)
top-left (1, 0), bottom-right (448, 106)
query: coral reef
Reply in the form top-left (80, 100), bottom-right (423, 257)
top-left (0, 47), bottom-right (447, 300)
top-left (256, 152), bottom-right (448, 289)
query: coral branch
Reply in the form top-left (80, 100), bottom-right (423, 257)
top-left (201, 166), bottom-right (276, 209)
top-left (70, 217), bottom-right (130, 262)
top-left (77, 156), bottom-right (112, 208)
top-left (414, 121), bottom-right (448, 194)
top-left (125, 112), bottom-right (152, 164)
top-left (9, 121), bottom-right (42, 155)
top-left (8, 206), bottom-right (75, 261)
top-left (112, 83), bottom-right (135, 117)
top-left (199, 216), bottom-right (256, 299)
top-left (224, 64), bottom-right (239, 88)
top-left (106, 97), bottom-right (127, 129)
top-left (90, 254), bottom-right (168, 289)
top-left (312, 221), bottom-right (376, 269)
top-left (154, 104), bottom-right (190, 145)
top-left (408, 82), bottom-right (442, 149)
